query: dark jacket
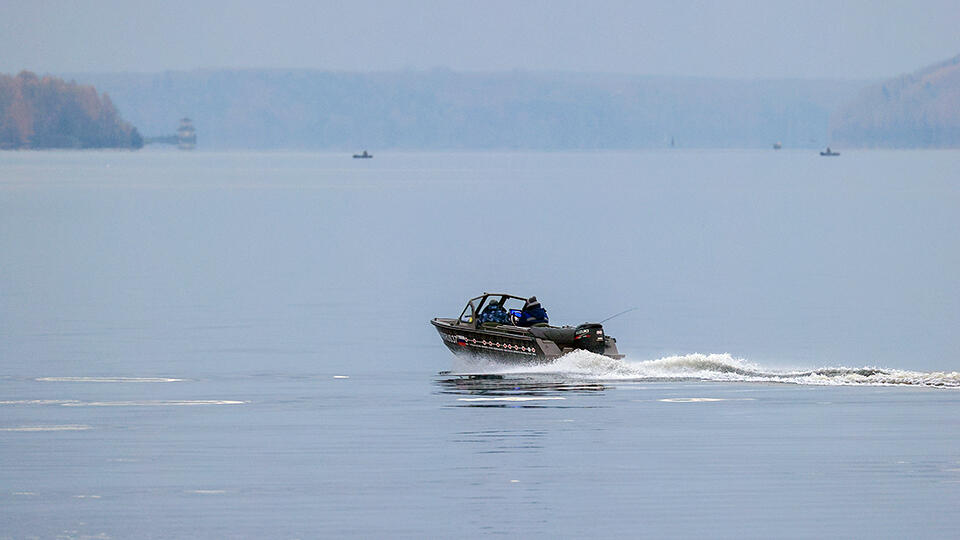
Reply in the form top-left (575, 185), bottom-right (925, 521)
top-left (515, 306), bottom-right (548, 327)
top-left (479, 304), bottom-right (510, 324)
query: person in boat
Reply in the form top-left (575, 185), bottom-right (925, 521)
top-left (514, 296), bottom-right (549, 327)
top-left (478, 300), bottom-right (510, 324)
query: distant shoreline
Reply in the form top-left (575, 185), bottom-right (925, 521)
top-left (0, 72), bottom-right (142, 150)
top-left (8, 60), bottom-right (960, 151)
top-left (60, 69), bottom-right (864, 151)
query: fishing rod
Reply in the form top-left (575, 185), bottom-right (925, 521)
top-left (599, 307), bottom-right (638, 324)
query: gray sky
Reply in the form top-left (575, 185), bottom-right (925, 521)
top-left (2, 0), bottom-right (959, 79)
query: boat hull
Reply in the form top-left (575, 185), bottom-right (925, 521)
top-left (431, 318), bottom-right (623, 364)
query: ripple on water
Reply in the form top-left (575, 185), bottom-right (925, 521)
top-left (35, 377), bottom-right (185, 383)
top-left (0, 425), bottom-right (93, 432)
top-left (60, 400), bottom-right (246, 407)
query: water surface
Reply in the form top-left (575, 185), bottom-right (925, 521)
top-left (1, 150), bottom-right (959, 538)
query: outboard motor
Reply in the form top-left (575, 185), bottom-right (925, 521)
top-left (573, 323), bottom-right (606, 354)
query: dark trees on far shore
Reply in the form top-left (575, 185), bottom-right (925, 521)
top-left (0, 71), bottom-right (142, 150)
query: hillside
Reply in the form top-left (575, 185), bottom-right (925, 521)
top-left (70, 69), bottom-right (864, 150)
top-left (831, 55), bottom-right (960, 147)
top-left (0, 71), bottom-right (142, 149)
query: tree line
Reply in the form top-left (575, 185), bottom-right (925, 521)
top-left (75, 69), bottom-right (863, 150)
top-left (0, 71), bottom-right (142, 149)
top-left (831, 54), bottom-right (960, 148)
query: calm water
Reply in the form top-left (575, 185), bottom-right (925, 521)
top-left (1, 150), bottom-right (959, 538)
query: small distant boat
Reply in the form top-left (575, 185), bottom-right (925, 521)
top-left (773, 142), bottom-right (782, 150)
top-left (820, 147), bottom-right (840, 156)
top-left (353, 150), bottom-right (373, 159)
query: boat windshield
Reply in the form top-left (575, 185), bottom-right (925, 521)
top-left (476, 295), bottom-right (529, 324)
top-left (459, 294), bottom-right (537, 326)
top-left (459, 301), bottom-right (477, 324)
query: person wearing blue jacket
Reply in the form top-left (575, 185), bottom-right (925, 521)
top-left (479, 301), bottom-right (510, 324)
top-left (515, 296), bottom-right (548, 327)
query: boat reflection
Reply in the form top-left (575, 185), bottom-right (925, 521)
top-left (451, 429), bottom-right (547, 453)
top-left (435, 372), bottom-right (607, 408)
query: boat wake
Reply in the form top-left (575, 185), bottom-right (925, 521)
top-left (450, 351), bottom-right (960, 388)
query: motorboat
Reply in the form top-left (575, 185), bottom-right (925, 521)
top-left (430, 292), bottom-right (624, 363)
top-left (820, 147), bottom-right (840, 156)
top-left (353, 150), bottom-right (373, 159)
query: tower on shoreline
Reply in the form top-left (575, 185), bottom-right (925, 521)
top-left (177, 118), bottom-right (197, 150)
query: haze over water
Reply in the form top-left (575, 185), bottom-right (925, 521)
top-left (2, 150), bottom-right (959, 538)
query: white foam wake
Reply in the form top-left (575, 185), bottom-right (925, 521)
top-left (458, 350), bottom-right (960, 388)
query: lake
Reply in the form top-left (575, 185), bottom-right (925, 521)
top-left (1, 149), bottom-right (959, 538)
